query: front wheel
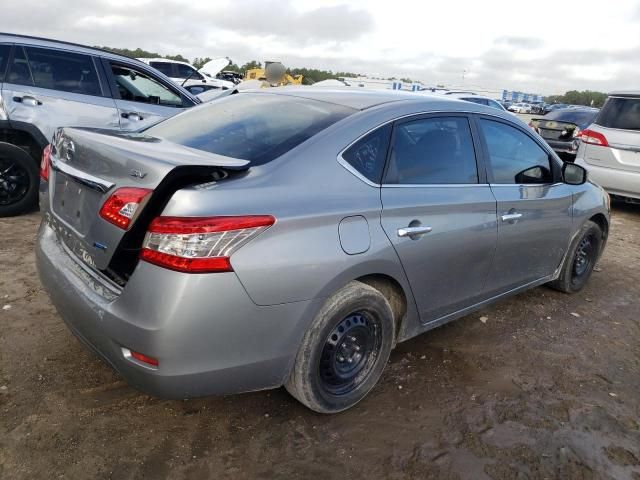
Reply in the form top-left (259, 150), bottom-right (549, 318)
top-left (285, 281), bottom-right (395, 413)
top-left (549, 220), bottom-right (603, 293)
top-left (0, 143), bottom-right (39, 217)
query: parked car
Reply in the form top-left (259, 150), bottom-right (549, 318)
top-left (36, 89), bottom-right (609, 413)
top-left (0, 33), bottom-right (201, 216)
top-left (137, 57), bottom-right (235, 95)
top-left (446, 93), bottom-right (508, 112)
top-left (530, 103), bottom-right (545, 114)
top-left (508, 102), bottom-right (532, 114)
top-left (575, 91), bottom-right (640, 201)
top-left (543, 103), bottom-right (568, 115)
top-left (530, 107), bottom-right (600, 159)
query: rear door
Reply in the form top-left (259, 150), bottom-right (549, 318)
top-left (102, 59), bottom-right (193, 131)
top-left (380, 114), bottom-right (497, 322)
top-left (2, 45), bottom-right (119, 142)
top-left (476, 116), bottom-right (573, 296)
top-left (584, 95), bottom-right (640, 173)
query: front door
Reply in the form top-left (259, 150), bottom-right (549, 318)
top-left (380, 115), bottom-right (497, 322)
top-left (104, 60), bottom-right (189, 131)
top-left (476, 117), bottom-right (573, 296)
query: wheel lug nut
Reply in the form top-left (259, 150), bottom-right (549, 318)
top-left (337, 356), bottom-right (344, 362)
top-left (355, 346), bottom-right (361, 352)
top-left (341, 343), bottom-right (347, 348)
top-left (347, 358), bottom-right (353, 363)
top-left (350, 336), bottom-right (356, 342)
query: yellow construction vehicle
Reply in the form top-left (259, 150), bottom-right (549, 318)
top-left (244, 61), bottom-right (303, 86)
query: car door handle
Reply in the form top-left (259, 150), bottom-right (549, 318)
top-left (13, 96), bottom-right (42, 106)
top-left (397, 226), bottom-right (433, 237)
top-left (121, 112), bottom-right (144, 121)
top-left (501, 213), bottom-right (523, 222)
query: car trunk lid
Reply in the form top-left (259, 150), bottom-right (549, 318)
top-left (47, 127), bottom-right (248, 273)
top-left (583, 124), bottom-right (640, 174)
top-left (531, 118), bottom-right (580, 142)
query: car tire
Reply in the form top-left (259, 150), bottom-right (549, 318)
top-left (285, 281), bottom-right (395, 413)
top-left (0, 143), bottom-right (39, 217)
top-left (548, 220), bottom-right (603, 293)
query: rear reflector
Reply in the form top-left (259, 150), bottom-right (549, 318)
top-left (140, 215), bottom-right (275, 273)
top-left (579, 128), bottom-right (609, 147)
top-left (99, 187), bottom-right (152, 230)
top-left (40, 144), bottom-right (51, 181)
top-left (129, 349), bottom-right (159, 367)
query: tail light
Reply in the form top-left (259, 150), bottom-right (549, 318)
top-left (40, 144), bottom-right (51, 181)
top-left (99, 187), bottom-right (152, 230)
top-left (579, 129), bottom-right (608, 146)
top-left (140, 215), bottom-right (275, 273)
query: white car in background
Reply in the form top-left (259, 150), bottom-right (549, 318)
top-left (138, 58), bottom-right (235, 95)
top-left (508, 102), bottom-right (533, 114)
top-left (575, 91), bottom-right (640, 202)
top-left (446, 93), bottom-right (508, 112)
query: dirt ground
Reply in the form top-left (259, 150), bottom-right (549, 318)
top-left (1, 204), bottom-right (639, 480)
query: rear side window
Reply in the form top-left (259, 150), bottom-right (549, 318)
top-left (385, 116), bottom-right (478, 184)
top-left (9, 46), bottom-right (101, 96)
top-left (146, 93), bottom-right (355, 165)
top-left (110, 63), bottom-right (183, 107)
top-left (596, 97), bottom-right (640, 131)
top-left (0, 44), bottom-right (10, 82)
top-left (342, 124), bottom-right (391, 183)
top-left (479, 119), bottom-right (552, 184)
top-left (149, 61), bottom-right (174, 77)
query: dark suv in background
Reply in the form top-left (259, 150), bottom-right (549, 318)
top-left (0, 33), bottom-right (200, 216)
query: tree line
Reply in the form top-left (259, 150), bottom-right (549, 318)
top-left (97, 46), bottom-right (359, 84)
top-left (545, 90), bottom-right (608, 108)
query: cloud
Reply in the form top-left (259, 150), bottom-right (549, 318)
top-left (495, 36), bottom-right (543, 49)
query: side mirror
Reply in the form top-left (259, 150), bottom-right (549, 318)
top-left (562, 162), bottom-right (587, 185)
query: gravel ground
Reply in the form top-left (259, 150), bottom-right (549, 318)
top-left (1, 203), bottom-right (639, 480)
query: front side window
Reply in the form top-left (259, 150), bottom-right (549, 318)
top-left (0, 44), bottom-right (10, 82)
top-left (110, 63), bottom-right (182, 107)
top-left (479, 119), bottom-right (552, 184)
top-left (146, 93), bottom-right (355, 164)
top-left (342, 124), bottom-right (391, 183)
top-left (10, 46), bottom-right (101, 96)
top-left (175, 63), bottom-right (203, 80)
top-left (385, 116), bottom-right (478, 184)
top-left (596, 97), bottom-right (640, 131)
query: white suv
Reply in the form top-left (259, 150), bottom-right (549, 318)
top-left (138, 58), bottom-right (234, 95)
top-left (575, 92), bottom-right (640, 201)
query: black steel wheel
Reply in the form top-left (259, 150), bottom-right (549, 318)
top-left (318, 312), bottom-right (381, 396)
top-left (549, 220), bottom-right (604, 293)
top-left (0, 143), bottom-right (39, 217)
top-left (286, 281), bottom-right (395, 413)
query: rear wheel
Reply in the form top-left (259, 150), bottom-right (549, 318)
top-left (286, 281), bottom-right (394, 413)
top-left (0, 143), bottom-right (39, 217)
top-left (549, 220), bottom-right (603, 293)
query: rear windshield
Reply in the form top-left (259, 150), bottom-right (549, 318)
top-left (546, 109), bottom-right (599, 127)
top-left (596, 97), bottom-right (640, 131)
top-left (146, 93), bottom-right (355, 165)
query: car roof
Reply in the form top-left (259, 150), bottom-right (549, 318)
top-left (0, 32), bottom-right (147, 66)
top-left (138, 58), bottom-right (193, 67)
top-left (446, 93), bottom-right (497, 101)
top-left (608, 91), bottom-right (640, 98)
top-left (242, 87), bottom-right (518, 118)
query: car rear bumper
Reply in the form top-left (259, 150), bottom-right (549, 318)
top-left (575, 158), bottom-right (640, 200)
top-left (36, 220), bottom-right (321, 399)
top-left (545, 139), bottom-right (579, 156)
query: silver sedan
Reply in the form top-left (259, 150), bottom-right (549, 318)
top-left (36, 88), bottom-right (609, 413)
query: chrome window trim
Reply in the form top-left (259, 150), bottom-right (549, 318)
top-left (336, 107), bottom-right (562, 188)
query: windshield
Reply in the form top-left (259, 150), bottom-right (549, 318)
top-left (146, 93), bottom-right (355, 165)
top-left (596, 97), bottom-right (640, 131)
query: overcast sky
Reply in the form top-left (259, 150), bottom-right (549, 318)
top-left (2, 0), bottom-right (639, 95)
